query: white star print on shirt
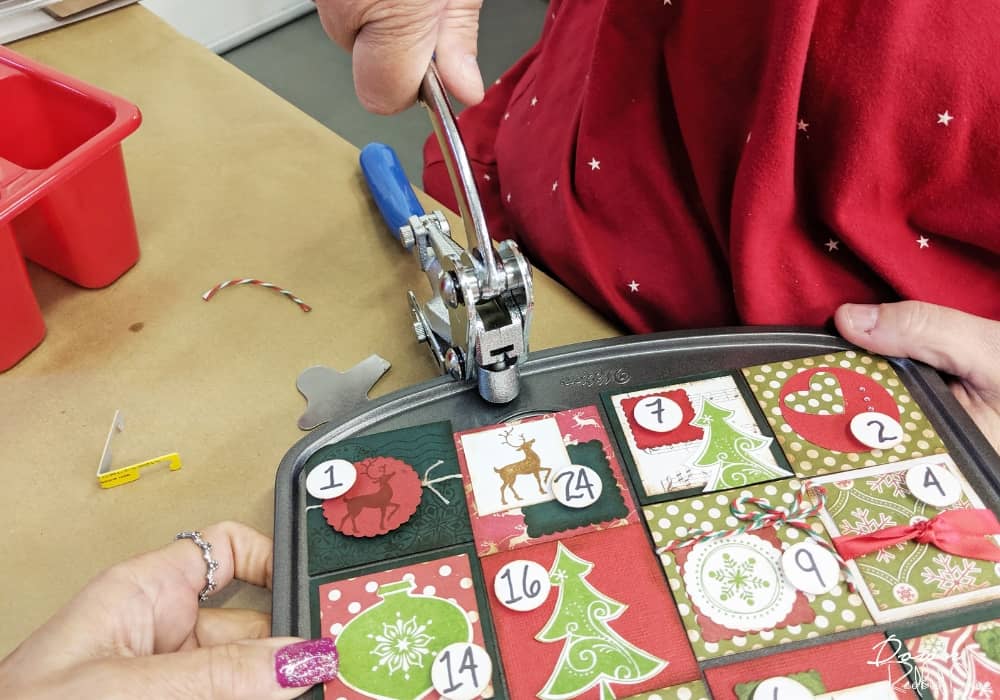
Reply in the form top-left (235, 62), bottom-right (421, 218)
top-left (937, 111), bottom-right (954, 126)
top-left (628, 280), bottom-right (640, 292)
top-left (552, 181), bottom-right (559, 192)
top-left (530, 96), bottom-right (538, 107)
top-left (484, 174), bottom-right (491, 181)
top-left (504, 112), bottom-right (510, 120)
top-left (797, 119), bottom-right (809, 132)
top-left (506, 193), bottom-right (511, 203)
top-left (588, 158), bottom-right (601, 170)
top-left (917, 236), bottom-right (930, 248)
top-left (825, 239), bottom-right (840, 252)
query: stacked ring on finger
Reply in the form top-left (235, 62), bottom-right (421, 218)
top-left (175, 530), bottom-right (221, 602)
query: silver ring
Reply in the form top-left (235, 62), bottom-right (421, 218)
top-left (175, 530), bottom-right (220, 602)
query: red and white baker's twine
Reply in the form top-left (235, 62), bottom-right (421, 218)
top-left (201, 279), bottom-right (312, 312)
top-left (657, 482), bottom-right (856, 591)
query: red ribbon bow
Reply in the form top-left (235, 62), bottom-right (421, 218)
top-left (834, 508), bottom-right (1000, 563)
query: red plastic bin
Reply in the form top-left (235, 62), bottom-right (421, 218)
top-left (0, 47), bottom-right (142, 371)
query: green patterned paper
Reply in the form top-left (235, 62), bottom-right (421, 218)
top-left (734, 671), bottom-right (825, 700)
top-left (812, 458), bottom-right (1000, 623)
top-left (644, 479), bottom-right (872, 660)
top-left (742, 351), bottom-right (945, 477)
top-left (622, 680), bottom-right (711, 700)
top-left (306, 422), bottom-right (473, 576)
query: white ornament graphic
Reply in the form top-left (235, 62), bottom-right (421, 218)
top-left (370, 615), bottom-right (434, 678)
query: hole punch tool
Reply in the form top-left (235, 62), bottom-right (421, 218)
top-left (360, 63), bottom-right (534, 404)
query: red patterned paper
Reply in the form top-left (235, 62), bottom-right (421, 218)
top-left (704, 633), bottom-right (918, 698)
top-left (455, 406), bottom-right (638, 557)
top-left (482, 525), bottom-right (700, 699)
top-left (906, 622), bottom-right (1000, 700)
top-left (318, 553), bottom-right (487, 700)
top-left (620, 389), bottom-right (703, 450)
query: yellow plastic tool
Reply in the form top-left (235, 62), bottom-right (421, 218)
top-left (96, 410), bottom-right (182, 489)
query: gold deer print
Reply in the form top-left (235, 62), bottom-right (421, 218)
top-left (494, 428), bottom-right (552, 506)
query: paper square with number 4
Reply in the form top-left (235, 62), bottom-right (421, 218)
top-left (604, 373), bottom-right (792, 501)
top-left (455, 406), bottom-right (637, 556)
top-left (644, 480), bottom-right (872, 660)
top-left (811, 456), bottom-right (1000, 623)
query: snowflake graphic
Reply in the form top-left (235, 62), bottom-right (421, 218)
top-left (839, 507), bottom-right (897, 536)
top-left (914, 633), bottom-right (948, 661)
top-left (893, 583), bottom-right (918, 603)
top-left (920, 553), bottom-right (984, 597)
top-left (974, 680), bottom-right (993, 698)
top-left (866, 471), bottom-right (908, 498)
top-left (370, 614), bottom-right (434, 677)
top-left (707, 552), bottom-right (771, 606)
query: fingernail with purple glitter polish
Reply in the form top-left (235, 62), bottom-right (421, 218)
top-left (275, 638), bottom-right (339, 688)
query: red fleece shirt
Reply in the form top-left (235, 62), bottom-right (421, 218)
top-left (424, 0), bottom-right (1000, 333)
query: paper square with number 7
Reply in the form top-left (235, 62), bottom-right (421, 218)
top-left (604, 372), bottom-right (793, 502)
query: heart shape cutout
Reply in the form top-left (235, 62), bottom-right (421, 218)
top-left (782, 371), bottom-right (846, 416)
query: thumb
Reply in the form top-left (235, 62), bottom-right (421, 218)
top-left (102, 638), bottom-right (339, 700)
top-left (834, 301), bottom-right (1000, 389)
top-left (433, 0), bottom-right (486, 106)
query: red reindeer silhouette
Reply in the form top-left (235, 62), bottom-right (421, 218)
top-left (340, 459), bottom-right (400, 531)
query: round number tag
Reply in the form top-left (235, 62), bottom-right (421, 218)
top-left (906, 462), bottom-right (962, 508)
top-left (432, 643), bottom-right (493, 700)
top-left (494, 559), bottom-right (551, 612)
top-left (633, 395), bottom-right (684, 432)
top-left (306, 459), bottom-right (357, 500)
top-left (549, 464), bottom-right (602, 509)
top-left (780, 541), bottom-right (840, 595)
top-left (849, 411), bottom-right (904, 450)
top-left (752, 676), bottom-right (816, 700)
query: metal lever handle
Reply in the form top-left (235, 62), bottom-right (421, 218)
top-left (359, 142), bottom-right (425, 247)
top-left (419, 64), bottom-right (503, 297)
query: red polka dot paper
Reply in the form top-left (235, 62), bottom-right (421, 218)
top-left (318, 553), bottom-right (489, 699)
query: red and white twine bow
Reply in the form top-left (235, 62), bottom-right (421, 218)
top-left (201, 278), bottom-right (312, 312)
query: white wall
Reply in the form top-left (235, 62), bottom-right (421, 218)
top-left (141, 0), bottom-right (315, 53)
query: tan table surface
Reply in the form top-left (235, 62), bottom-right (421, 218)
top-left (1, 6), bottom-right (617, 654)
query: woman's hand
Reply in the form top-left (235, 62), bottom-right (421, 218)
top-left (836, 301), bottom-right (1000, 453)
top-left (0, 522), bottom-right (338, 700)
top-left (315, 0), bottom-right (485, 114)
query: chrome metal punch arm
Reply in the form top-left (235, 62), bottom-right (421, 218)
top-left (358, 63), bottom-right (534, 404)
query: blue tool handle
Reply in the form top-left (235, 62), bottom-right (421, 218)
top-left (360, 143), bottom-right (425, 241)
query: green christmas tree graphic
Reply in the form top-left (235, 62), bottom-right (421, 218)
top-left (691, 399), bottom-right (787, 490)
top-left (535, 543), bottom-right (666, 700)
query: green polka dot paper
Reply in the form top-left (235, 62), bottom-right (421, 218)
top-left (742, 351), bottom-right (945, 477)
top-left (644, 480), bottom-right (873, 660)
top-left (623, 680), bottom-right (709, 700)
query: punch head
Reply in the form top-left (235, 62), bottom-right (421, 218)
top-left (477, 364), bottom-right (520, 405)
